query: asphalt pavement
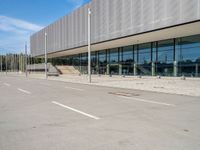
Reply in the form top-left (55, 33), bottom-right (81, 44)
top-left (0, 75), bottom-right (200, 150)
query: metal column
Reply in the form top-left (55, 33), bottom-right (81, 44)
top-left (88, 8), bottom-right (91, 83)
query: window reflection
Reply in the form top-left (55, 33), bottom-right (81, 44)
top-left (122, 46), bottom-right (134, 75)
top-left (48, 34), bottom-right (200, 77)
top-left (156, 39), bottom-right (174, 76)
top-left (176, 35), bottom-right (200, 77)
top-left (109, 48), bottom-right (119, 64)
top-left (136, 43), bottom-right (151, 76)
top-left (98, 50), bottom-right (107, 74)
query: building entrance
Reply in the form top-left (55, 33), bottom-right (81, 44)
top-left (109, 64), bottom-right (119, 75)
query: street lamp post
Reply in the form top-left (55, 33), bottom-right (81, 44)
top-left (25, 42), bottom-right (28, 77)
top-left (0, 54), bottom-right (2, 74)
top-left (88, 8), bottom-right (91, 83)
top-left (6, 54), bottom-right (7, 75)
top-left (45, 32), bottom-right (48, 79)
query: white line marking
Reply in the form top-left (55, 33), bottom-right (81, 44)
top-left (4, 83), bottom-right (10, 87)
top-left (118, 96), bottom-right (175, 107)
top-left (17, 88), bottom-right (31, 94)
top-left (65, 86), bottom-right (84, 91)
top-left (52, 101), bottom-right (100, 120)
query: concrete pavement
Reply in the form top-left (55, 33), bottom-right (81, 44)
top-left (0, 75), bottom-right (200, 150)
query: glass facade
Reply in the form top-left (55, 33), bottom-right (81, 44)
top-left (122, 46), bottom-right (134, 75)
top-left (98, 50), bottom-right (107, 74)
top-left (51, 34), bottom-right (200, 77)
top-left (156, 39), bottom-right (174, 76)
top-left (109, 48), bottom-right (119, 75)
top-left (137, 43), bottom-right (152, 76)
top-left (176, 35), bottom-right (200, 77)
top-left (91, 52), bottom-right (98, 74)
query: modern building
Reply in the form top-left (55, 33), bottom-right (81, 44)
top-left (30, 0), bottom-right (200, 77)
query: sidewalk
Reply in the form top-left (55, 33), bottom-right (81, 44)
top-left (1, 72), bottom-right (199, 97)
top-left (27, 73), bottom-right (200, 97)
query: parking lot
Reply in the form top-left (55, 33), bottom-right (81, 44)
top-left (0, 75), bottom-right (200, 150)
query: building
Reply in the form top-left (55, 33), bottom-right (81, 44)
top-left (30, 0), bottom-right (200, 77)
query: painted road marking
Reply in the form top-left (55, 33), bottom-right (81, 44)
top-left (118, 96), bottom-right (175, 107)
top-left (4, 83), bottom-right (10, 87)
top-left (65, 86), bottom-right (84, 91)
top-left (17, 88), bottom-right (31, 94)
top-left (52, 101), bottom-right (100, 120)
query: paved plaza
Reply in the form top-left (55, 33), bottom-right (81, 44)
top-left (25, 73), bottom-right (200, 97)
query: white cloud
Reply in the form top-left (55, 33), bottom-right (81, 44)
top-left (0, 15), bottom-right (44, 54)
top-left (0, 15), bottom-right (43, 33)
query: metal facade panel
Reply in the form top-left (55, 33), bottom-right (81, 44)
top-left (91, 0), bottom-right (200, 44)
top-left (31, 3), bottom-right (89, 56)
top-left (30, 0), bottom-right (200, 56)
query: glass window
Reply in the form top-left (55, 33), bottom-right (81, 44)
top-left (72, 55), bottom-right (80, 66)
top-left (138, 43), bottom-right (151, 64)
top-left (91, 52), bottom-right (98, 74)
top-left (98, 50), bottom-right (107, 65)
top-left (152, 42), bottom-right (157, 62)
top-left (122, 46), bottom-right (133, 63)
top-left (121, 46), bottom-right (134, 75)
top-left (109, 48), bottom-right (119, 75)
top-left (109, 48), bottom-right (119, 64)
top-left (80, 53), bottom-right (88, 66)
top-left (80, 53), bottom-right (88, 74)
top-left (176, 35), bottom-right (200, 63)
top-left (134, 46), bottom-right (138, 64)
top-left (156, 39), bottom-right (174, 76)
top-left (98, 50), bottom-right (107, 74)
top-left (157, 40), bottom-right (174, 63)
top-left (91, 52), bottom-right (97, 67)
top-left (49, 34), bottom-right (200, 77)
top-left (137, 43), bottom-right (152, 75)
top-left (176, 34), bottom-right (200, 77)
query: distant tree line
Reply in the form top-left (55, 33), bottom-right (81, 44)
top-left (0, 53), bottom-right (44, 72)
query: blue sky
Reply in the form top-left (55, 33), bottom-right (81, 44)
top-left (0, 0), bottom-right (90, 54)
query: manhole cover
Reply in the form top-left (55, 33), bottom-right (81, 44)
top-left (108, 92), bottom-right (140, 97)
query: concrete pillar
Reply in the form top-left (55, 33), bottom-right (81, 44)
top-left (134, 63), bottom-right (137, 76)
top-left (196, 63), bottom-right (199, 77)
top-left (106, 64), bottom-right (110, 75)
top-left (151, 62), bottom-right (155, 76)
top-left (173, 61), bottom-right (178, 77)
top-left (119, 64), bottom-right (122, 75)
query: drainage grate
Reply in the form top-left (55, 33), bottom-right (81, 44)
top-left (108, 92), bottom-right (140, 97)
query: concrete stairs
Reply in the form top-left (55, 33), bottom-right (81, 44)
top-left (55, 65), bottom-right (80, 75)
top-left (137, 65), bottom-right (151, 75)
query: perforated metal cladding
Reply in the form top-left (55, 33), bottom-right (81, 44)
top-left (31, 3), bottom-right (89, 56)
top-left (91, 0), bottom-right (200, 43)
top-left (31, 0), bottom-right (200, 57)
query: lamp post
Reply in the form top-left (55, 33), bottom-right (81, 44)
top-left (45, 32), bottom-right (47, 79)
top-left (0, 53), bottom-right (2, 74)
top-left (25, 42), bottom-right (28, 77)
top-left (88, 8), bottom-right (91, 83)
top-left (6, 54), bottom-right (7, 75)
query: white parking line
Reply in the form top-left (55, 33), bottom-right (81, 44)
top-left (65, 86), bottom-right (84, 91)
top-left (4, 83), bottom-right (10, 87)
top-left (52, 101), bottom-right (100, 120)
top-left (17, 88), bottom-right (31, 94)
top-left (118, 96), bottom-right (175, 107)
